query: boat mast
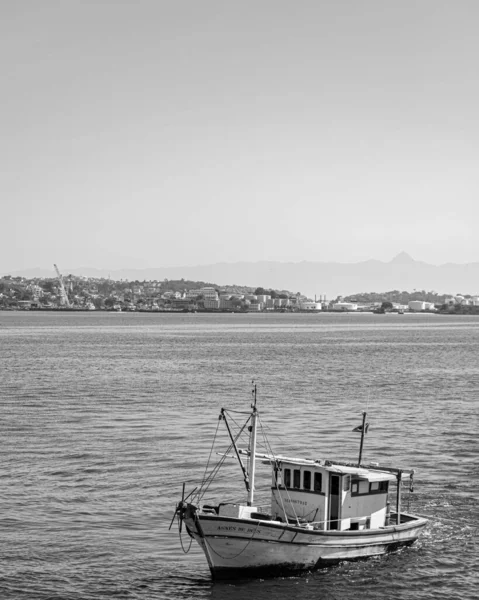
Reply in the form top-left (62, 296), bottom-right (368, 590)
top-left (396, 469), bottom-right (402, 525)
top-left (247, 382), bottom-right (258, 507)
top-left (220, 408), bottom-right (251, 495)
top-left (357, 411), bottom-right (367, 467)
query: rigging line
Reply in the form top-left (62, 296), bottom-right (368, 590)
top-left (197, 433), bottom-right (237, 502)
top-left (224, 413), bottom-right (252, 454)
top-left (257, 415), bottom-right (299, 523)
top-left (223, 411), bottom-right (253, 437)
top-left (256, 434), bottom-right (294, 519)
top-left (227, 416), bottom-right (252, 451)
top-left (198, 415), bottom-right (222, 494)
top-left (258, 414), bottom-right (279, 460)
top-left (197, 440), bottom-right (234, 502)
top-left (257, 423), bottom-right (290, 448)
top-left (225, 413), bottom-right (252, 438)
top-left (198, 418), bottom-right (250, 502)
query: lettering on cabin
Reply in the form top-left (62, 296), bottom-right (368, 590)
top-left (217, 526), bottom-right (237, 531)
top-left (284, 498), bottom-right (308, 506)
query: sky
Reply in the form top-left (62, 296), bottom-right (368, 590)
top-left (2, 0), bottom-right (478, 274)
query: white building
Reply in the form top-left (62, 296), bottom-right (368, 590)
top-left (300, 301), bottom-right (322, 311)
top-left (186, 287), bottom-right (219, 300)
top-left (408, 301), bottom-right (426, 311)
top-left (332, 302), bottom-right (358, 311)
top-left (163, 291), bottom-right (182, 299)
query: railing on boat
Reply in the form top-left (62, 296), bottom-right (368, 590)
top-left (203, 504), bottom-right (382, 530)
top-left (201, 503), bottom-right (420, 529)
top-left (251, 506), bottom-right (375, 530)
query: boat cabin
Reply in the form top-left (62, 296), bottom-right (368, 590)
top-left (269, 458), bottom-right (396, 531)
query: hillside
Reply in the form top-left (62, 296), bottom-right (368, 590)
top-left (5, 253), bottom-right (479, 298)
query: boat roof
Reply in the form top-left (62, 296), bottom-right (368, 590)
top-left (326, 464), bottom-right (397, 482)
top-left (256, 453), bottom-right (399, 480)
top-left (237, 448), bottom-right (408, 479)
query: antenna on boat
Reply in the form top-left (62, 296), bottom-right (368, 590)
top-left (353, 411), bottom-right (369, 467)
top-left (357, 411), bottom-right (367, 466)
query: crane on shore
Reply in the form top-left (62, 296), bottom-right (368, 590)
top-left (53, 264), bottom-right (71, 307)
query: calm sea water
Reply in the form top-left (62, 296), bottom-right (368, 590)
top-left (1, 311), bottom-right (478, 599)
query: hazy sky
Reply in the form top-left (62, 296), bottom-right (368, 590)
top-left (2, 1), bottom-right (478, 273)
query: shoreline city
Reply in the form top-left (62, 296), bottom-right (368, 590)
top-left (1, 273), bottom-right (478, 315)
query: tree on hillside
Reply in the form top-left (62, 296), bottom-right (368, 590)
top-left (41, 280), bottom-right (55, 294)
top-left (92, 297), bottom-right (104, 309)
top-left (231, 297), bottom-right (243, 309)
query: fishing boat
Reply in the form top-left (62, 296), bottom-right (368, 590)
top-left (170, 384), bottom-right (427, 579)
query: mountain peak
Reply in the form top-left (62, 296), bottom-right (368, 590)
top-left (390, 252), bottom-right (415, 264)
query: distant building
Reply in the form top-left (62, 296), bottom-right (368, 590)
top-left (203, 298), bottom-right (220, 309)
top-left (17, 300), bottom-right (33, 309)
top-left (300, 301), bottom-right (322, 311)
top-left (332, 302), bottom-right (358, 311)
top-left (219, 296), bottom-right (234, 310)
top-left (170, 298), bottom-right (195, 310)
top-left (163, 291), bottom-right (182, 299)
top-left (408, 301), bottom-right (426, 311)
top-left (186, 287), bottom-right (219, 300)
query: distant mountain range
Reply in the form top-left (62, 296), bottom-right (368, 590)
top-left (4, 253), bottom-right (479, 298)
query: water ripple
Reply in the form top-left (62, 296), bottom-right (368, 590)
top-left (1, 312), bottom-right (478, 599)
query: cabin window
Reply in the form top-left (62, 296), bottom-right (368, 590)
top-left (376, 481), bottom-right (389, 492)
top-left (343, 475), bottom-right (351, 492)
top-left (284, 468), bottom-right (291, 488)
top-left (351, 479), bottom-right (389, 496)
top-left (314, 472), bottom-right (322, 492)
top-left (293, 469), bottom-right (301, 489)
top-left (303, 470), bottom-right (311, 490)
top-left (359, 481), bottom-right (369, 494)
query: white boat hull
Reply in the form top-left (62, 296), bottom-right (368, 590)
top-left (184, 509), bottom-right (427, 579)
